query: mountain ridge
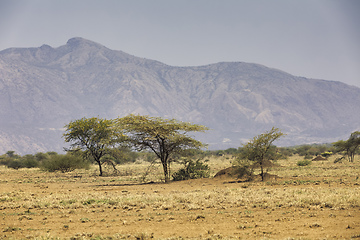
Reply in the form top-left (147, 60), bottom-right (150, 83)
top-left (0, 37), bottom-right (359, 154)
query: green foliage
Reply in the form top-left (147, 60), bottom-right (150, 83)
top-left (223, 148), bottom-right (239, 155)
top-left (214, 150), bottom-right (226, 156)
top-left (1, 151), bottom-right (20, 168)
top-left (276, 147), bottom-right (294, 159)
top-left (46, 151), bottom-right (58, 156)
top-left (116, 114), bottom-right (209, 182)
top-left (297, 159), bottom-right (312, 166)
top-left (333, 131), bottom-right (360, 162)
top-left (234, 127), bottom-right (285, 181)
top-left (63, 117), bottom-right (124, 176)
top-left (41, 154), bottom-right (90, 173)
top-left (34, 152), bottom-right (50, 161)
top-left (21, 154), bottom-right (39, 168)
top-left (321, 151), bottom-right (333, 158)
top-left (1, 151), bottom-right (41, 169)
top-left (0, 155), bottom-right (11, 166)
top-left (233, 158), bottom-right (254, 180)
top-left (6, 151), bottom-right (18, 158)
top-left (141, 151), bottom-right (158, 163)
top-left (7, 160), bottom-right (24, 170)
top-left (210, 148), bottom-right (241, 156)
top-left (172, 159), bottom-right (210, 181)
top-left (293, 144), bottom-right (333, 158)
top-left (293, 145), bottom-right (310, 156)
top-left (109, 147), bottom-right (139, 164)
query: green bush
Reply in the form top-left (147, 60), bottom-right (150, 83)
top-left (4, 154), bottom-right (41, 169)
top-left (22, 158), bottom-right (39, 168)
top-left (0, 156), bottom-right (11, 166)
top-left (34, 152), bottom-right (50, 161)
top-left (41, 154), bottom-right (90, 173)
top-left (294, 144), bottom-right (333, 157)
top-left (1, 151), bottom-right (20, 167)
top-left (297, 159), bottom-right (312, 166)
top-left (223, 148), bottom-right (239, 155)
top-left (7, 160), bottom-right (24, 170)
top-left (110, 147), bottom-right (139, 164)
top-left (321, 151), bottom-right (333, 158)
top-left (6, 158), bottom-right (39, 169)
top-left (233, 158), bottom-right (254, 179)
top-left (1, 151), bottom-right (49, 169)
top-left (172, 159), bottom-right (210, 181)
top-left (22, 155), bottom-right (39, 168)
top-left (277, 147), bottom-right (294, 159)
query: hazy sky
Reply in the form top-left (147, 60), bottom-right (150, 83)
top-left (1, 0), bottom-right (359, 87)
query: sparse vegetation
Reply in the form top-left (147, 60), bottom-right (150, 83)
top-left (172, 158), bottom-right (210, 181)
top-left (333, 131), bottom-right (360, 162)
top-left (0, 125), bottom-right (359, 239)
top-left (116, 114), bottom-right (209, 182)
top-left (0, 151), bottom-right (89, 173)
top-left (0, 150), bottom-right (359, 239)
top-left (234, 127), bottom-right (285, 181)
top-left (41, 153), bottom-right (90, 172)
top-left (297, 159), bottom-right (312, 166)
top-left (63, 117), bottom-right (123, 176)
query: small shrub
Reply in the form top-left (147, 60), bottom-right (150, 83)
top-left (233, 158), bottom-right (253, 179)
top-left (172, 159), bottom-right (210, 181)
top-left (297, 159), bottom-right (312, 166)
top-left (321, 151), bottom-right (333, 158)
top-left (80, 217), bottom-right (90, 223)
top-left (41, 154), bottom-right (90, 172)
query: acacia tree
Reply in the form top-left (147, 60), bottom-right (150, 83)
top-left (63, 117), bottom-right (123, 176)
top-left (333, 131), bottom-right (360, 162)
top-left (116, 114), bottom-right (209, 182)
top-left (236, 127), bottom-right (284, 181)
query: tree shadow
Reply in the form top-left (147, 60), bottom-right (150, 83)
top-left (93, 181), bottom-right (164, 187)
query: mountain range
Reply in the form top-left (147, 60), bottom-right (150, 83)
top-left (1, 37), bottom-right (359, 154)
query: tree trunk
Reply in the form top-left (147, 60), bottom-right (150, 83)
top-left (164, 174), bottom-right (170, 183)
top-left (163, 163), bottom-right (170, 183)
top-left (260, 162), bottom-right (264, 181)
top-left (97, 160), bottom-right (103, 176)
top-left (161, 158), bottom-right (170, 183)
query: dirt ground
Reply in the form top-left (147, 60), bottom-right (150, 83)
top-left (0, 159), bottom-right (360, 239)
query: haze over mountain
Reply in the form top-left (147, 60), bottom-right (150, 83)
top-left (1, 37), bottom-right (359, 154)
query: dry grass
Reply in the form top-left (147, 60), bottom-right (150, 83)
top-left (270, 154), bottom-right (360, 179)
top-left (0, 155), bottom-right (359, 239)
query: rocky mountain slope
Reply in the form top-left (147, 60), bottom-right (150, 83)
top-left (1, 37), bottom-right (359, 154)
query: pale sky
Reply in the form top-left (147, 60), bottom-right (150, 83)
top-left (1, 0), bottom-right (359, 87)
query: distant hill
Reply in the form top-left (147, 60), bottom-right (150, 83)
top-left (1, 37), bottom-right (359, 154)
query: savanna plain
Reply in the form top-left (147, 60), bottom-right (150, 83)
top-left (1, 155), bottom-right (359, 240)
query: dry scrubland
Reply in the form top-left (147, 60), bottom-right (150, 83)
top-left (0, 155), bottom-right (359, 240)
